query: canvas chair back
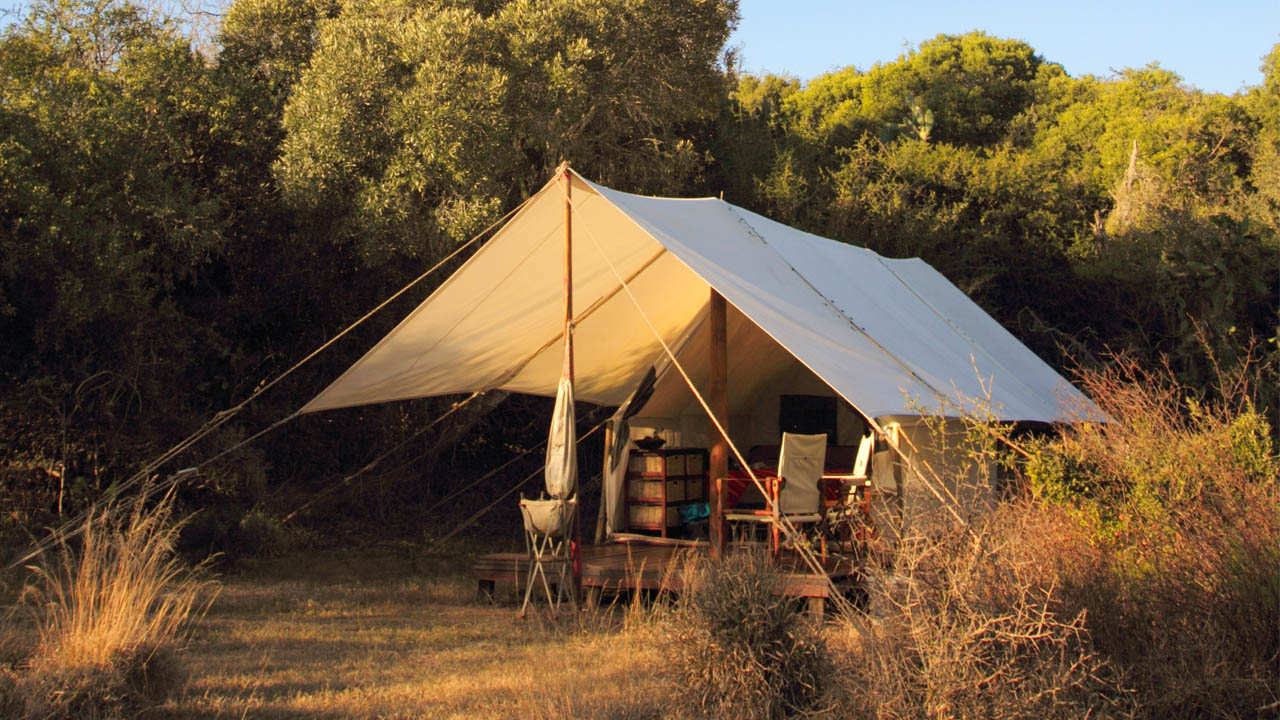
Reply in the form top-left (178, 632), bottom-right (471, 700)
top-left (852, 433), bottom-right (873, 479)
top-left (777, 432), bottom-right (827, 515)
top-left (837, 433), bottom-right (875, 508)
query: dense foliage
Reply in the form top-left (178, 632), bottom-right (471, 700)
top-left (0, 0), bottom-right (1276, 547)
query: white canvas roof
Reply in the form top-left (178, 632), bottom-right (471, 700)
top-left (302, 170), bottom-right (1099, 424)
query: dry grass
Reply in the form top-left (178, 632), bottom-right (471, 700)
top-left (831, 507), bottom-right (1135, 720)
top-left (157, 550), bottom-right (671, 719)
top-left (3, 349), bottom-right (1270, 719)
top-left (1022, 353), bottom-right (1280, 718)
top-left (819, 346), bottom-right (1280, 719)
top-left (2, 488), bottom-right (213, 718)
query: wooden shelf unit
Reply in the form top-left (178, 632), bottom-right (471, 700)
top-left (625, 448), bottom-right (708, 537)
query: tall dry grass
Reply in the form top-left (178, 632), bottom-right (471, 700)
top-left (827, 347), bottom-right (1278, 719)
top-left (836, 507), bottom-right (1135, 720)
top-left (2, 488), bottom-right (214, 719)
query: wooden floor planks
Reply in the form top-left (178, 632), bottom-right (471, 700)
top-left (471, 540), bottom-right (861, 602)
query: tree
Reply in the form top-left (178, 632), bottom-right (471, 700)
top-left (1030, 64), bottom-right (1278, 376)
top-left (782, 32), bottom-right (1050, 151)
top-left (275, 0), bottom-right (738, 266)
top-left (722, 36), bottom-right (1277, 384)
top-left (0, 0), bottom-right (226, 488)
top-left (706, 71), bottom-right (800, 205)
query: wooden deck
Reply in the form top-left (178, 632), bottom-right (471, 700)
top-left (471, 536), bottom-right (863, 611)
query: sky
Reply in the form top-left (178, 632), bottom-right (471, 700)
top-left (0, 0), bottom-right (1273, 94)
top-left (729, 0), bottom-right (1278, 94)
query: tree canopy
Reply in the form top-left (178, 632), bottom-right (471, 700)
top-left (276, 0), bottom-right (737, 265)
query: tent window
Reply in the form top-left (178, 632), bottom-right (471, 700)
top-left (779, 394), bottom-right (837, 439)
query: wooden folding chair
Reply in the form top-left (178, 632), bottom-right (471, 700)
top-left (724, 432), bottom-right (827, 559)
top-left (822, 434), bottom-right (876, 550)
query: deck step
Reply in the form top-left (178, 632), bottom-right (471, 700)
top-left (471, 542), bottom-right (858, 601)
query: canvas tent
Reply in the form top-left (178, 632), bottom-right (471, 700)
top-left (303, 169), bottom-right (1101, 533)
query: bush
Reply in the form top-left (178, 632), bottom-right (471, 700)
top-left (1021, 354), bottom-right (1280, 717)
top-left (669, 552), bottom-right (832, 720)
top-left (840, 509), bottom-right (1133, 720)
top-left (827, 346), bottom-right (1279, 719)
top-left (179, 503), bottom-right (301, 564)
top-left (3, 489), bottom-right (214, 719)
top-left (4, 644), bottom-right (183, 720)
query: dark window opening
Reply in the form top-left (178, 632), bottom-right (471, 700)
top-left (778, 394), bottom-right (837, 439)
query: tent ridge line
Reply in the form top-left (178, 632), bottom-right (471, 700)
top-left (718, 201), bottom-right (952, 406)
top-left (585, 184), bottom-right (927, 428)
top-left (871, 255), bottom-right (1056, 418)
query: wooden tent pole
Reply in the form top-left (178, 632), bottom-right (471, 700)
top-left (595, 425), bottom-right (610, 545)
top-left (563, 166), bottom-right (575, 383)
top-left (708, 289), bottom-right (729, 559)
top-left (563, 165), bottom-right (583, 596)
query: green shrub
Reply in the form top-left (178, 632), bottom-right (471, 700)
top-left (1226, 406), bottom-right (1276, 480)
top-left (179, 504), bottom-right (301, 562)
top-left (236, 507), bottom-right (295, 557)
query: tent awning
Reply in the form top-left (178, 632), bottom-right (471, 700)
top-left (301, 170), bottom-right (1101, 424)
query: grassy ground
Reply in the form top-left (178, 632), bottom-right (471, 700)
top-left (158, 548), bottom-right (669, 720)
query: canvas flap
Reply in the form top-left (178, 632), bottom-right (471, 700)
top-left (544, 375), bottom-right (577, 500)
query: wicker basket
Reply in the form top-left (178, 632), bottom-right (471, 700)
top-left (628, 477), bottom-right (685, 502)
top-left (628, 504), bottom-right (680, 528)
top-left (628, 454), bottom-right (665, 474)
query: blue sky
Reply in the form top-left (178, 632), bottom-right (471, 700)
top-left (0, 0), bottom-right (1273, 94)
top-left (729, 0), bottom-right (1278, 94)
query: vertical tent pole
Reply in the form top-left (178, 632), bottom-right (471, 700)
top-left (563, 167), bottom-right (575, 382)
top-left (564, 165), bottom-right (582, 595)
top-left (708, 289), bottom-right (729, 558)
top-left (595, 425), bottom-right (610, 544)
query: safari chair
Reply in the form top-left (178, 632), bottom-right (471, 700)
top-left (821, 433), bottom-right (876, 551)
top-left (518, 496), bottom-right (578, 617)
top-left (724, 432), bottom-right (827, 558)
